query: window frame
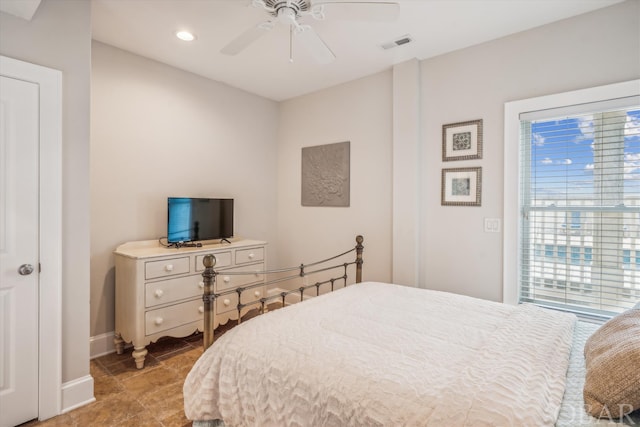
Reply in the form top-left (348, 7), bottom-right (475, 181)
top-left (503, 80), bottom-right (640, 317)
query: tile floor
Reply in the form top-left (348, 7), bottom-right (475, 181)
top-left (21, 321), bottom-right (240, 427)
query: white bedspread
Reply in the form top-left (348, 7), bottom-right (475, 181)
top-left (184, 282), bottom-right (576, 427)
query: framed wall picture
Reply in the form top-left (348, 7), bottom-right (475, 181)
top-left (441, 167), bottom-right (482, 206)
top-left (301, 141), bottom-right (350, 207)
top-left (442, 119), bottom-right (483, 161)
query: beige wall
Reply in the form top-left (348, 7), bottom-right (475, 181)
top-left (277, 71), bottom-right (393, 283)
top-left (90, 42), bottom-right (279, 338)
top-left (419, 0), bottom-right (640, 301)
top-left (0, 0), bottom-right (91, 383)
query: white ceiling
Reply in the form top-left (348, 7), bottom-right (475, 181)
top-left (0, 0), bottom-right (42, 20)
top-left (91, 0), bottom-right (624, 101)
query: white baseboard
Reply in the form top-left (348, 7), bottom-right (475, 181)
top-left (90, 331), bottom-right (116, 359)
top-left (90, 330), bottom-right (133, 359)
top-left (61, 375), bottom-right (95, 413)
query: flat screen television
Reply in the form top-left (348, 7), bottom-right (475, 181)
top-left (167, 197), bottom-right (233, 243)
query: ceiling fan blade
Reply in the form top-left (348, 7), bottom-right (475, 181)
top-left (221, 20), bottom-right (274, 55)
top-left (295, 25), bottom-right (336, 64)
top-left (311, 1), bottom-right (400, 22)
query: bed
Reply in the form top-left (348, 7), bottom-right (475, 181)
top-left (184, 237), bottom-right (640, 427)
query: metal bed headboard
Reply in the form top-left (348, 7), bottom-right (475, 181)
top-left (200, 235), bottom-right (364, 349)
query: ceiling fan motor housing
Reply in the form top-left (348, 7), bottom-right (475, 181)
top-left (265, 0), bottom-right (310, 17)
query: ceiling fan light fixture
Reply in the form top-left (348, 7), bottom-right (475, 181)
top-left (176, 30), bottom-right (196, 41)
top-left (277, 7), bottom-right (297, 24)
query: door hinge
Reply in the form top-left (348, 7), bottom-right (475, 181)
top-left (39, 263), bottom-right (42, 273)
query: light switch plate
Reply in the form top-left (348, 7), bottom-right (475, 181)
top-left (484, 218), bottom-right (501, 233)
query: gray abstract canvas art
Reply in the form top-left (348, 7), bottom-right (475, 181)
top-left (301, 141), bottom-right (350, 207)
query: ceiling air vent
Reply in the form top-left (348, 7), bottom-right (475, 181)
top-left (380, 35), bottom-right (412, 50)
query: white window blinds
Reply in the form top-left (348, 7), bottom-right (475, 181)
top-left (519, 98), bottom-right (640, 318)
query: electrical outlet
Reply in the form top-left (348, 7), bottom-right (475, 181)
top-left (484, 218), bottom-right (501, 233)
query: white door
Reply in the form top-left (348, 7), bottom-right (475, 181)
top-left (0, 75), bottom-right (40, 426)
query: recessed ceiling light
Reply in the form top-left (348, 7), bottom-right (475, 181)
top-left (176, 31), bottom-right (195, 41)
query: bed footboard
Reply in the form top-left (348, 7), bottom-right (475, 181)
top-left (201, 235), bottom-right (364, 349)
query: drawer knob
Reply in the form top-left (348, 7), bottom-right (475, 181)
top-left (155, 289), bottom-right (164, 298)
top-left (223, 298), bottom-right (231, 306)
top-left (198, 281), bottom-right (204, 288)
top-left (164, 264), bottom-right (173, 272)
top-left (223, 276), bottom-right (230, 283)
top-left (254, 290), bottom-right (261, 298)
top-left (154, 317), bottom-right (163, 325)
top-left (248, 253), bottom-right (255, 259)
top-left (198, 306), bottom-right (204, 314)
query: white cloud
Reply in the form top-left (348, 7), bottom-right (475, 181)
top-left (533, 133), bottom-right (545, 146)
top-left (541, 158), bottom-right (573, 165)
top-left (577, 115), bottom-right (594, 141)
top-left (625, 114), bottom-right (640, 138)
top-left (624, 153), bottom-right (640, 162)
top-left (585, 164), bottom-right (594, 171)
top-left (624, 158), bottom-right (640, 180)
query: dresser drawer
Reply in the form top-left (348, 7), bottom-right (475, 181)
top-left (235, 247), bottom-right (264, 265)
top-left (216, 286), bottom-right (266, 314)
top-left (145, 275), bottom-right (204, 308)
top-left (145, 299), bottom-right (203, 335)
top-left (216, 292), bottom-right (239, 314)
top-left (145, 257), bottom-right (190, 280)
top-left (195, 251), bottom-right (232, 272)
top-left (216, 263), bottom-right (264, 291)
top-left (241, 286), bottom-right (265, 304)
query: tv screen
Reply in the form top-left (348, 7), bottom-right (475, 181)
top-left (167, 197), bottom-right (233, 243)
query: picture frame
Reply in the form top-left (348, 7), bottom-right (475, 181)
top-left (442, 119), bottom-right (483, 161)
top-left (301, 141), bottom-right (350, 207)
top-left (441, 167), bottom-right (482, 206)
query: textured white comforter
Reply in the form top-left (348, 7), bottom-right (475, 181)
top-left (184, 282), bottom-right (576, 427)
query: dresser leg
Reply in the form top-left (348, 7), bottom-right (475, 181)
top-left (132, 346), bottom-right (148, 369)
top-left (113, 333), bottom-right (125, 355)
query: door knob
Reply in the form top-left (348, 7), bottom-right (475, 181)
top-left (18, 264), bottom-right (34, 276)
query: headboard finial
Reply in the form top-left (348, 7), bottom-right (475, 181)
top-left (355, 235), bottom-right (364, 283)
top-left (203, 254), bottom-right (217, 268)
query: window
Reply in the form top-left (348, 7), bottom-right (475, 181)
top-left (584, 247), bottom-right (593, 265)
top-left (571, 211), bottom-right (581, 229)
top-left (504, 80), bottom-right (640, 320)
top-left (623, 250), bottom-right (631, 268)
top-left (519, 101), bottom-right (639, 317)
top-left (570, 246), bottom-right (581, 265)
top-left (545, 244), bottom-right (555, 260)
top-left (557, 245), bottom-right (567, 261)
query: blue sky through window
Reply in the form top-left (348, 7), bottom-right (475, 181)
top-left (530, 109), bottom-right (640, 200)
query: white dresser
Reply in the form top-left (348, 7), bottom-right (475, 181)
top-left (113, 238), bottom-right (267, 368)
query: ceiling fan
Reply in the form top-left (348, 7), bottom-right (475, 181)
top-left (221, 0), bottom-right (400, 64)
